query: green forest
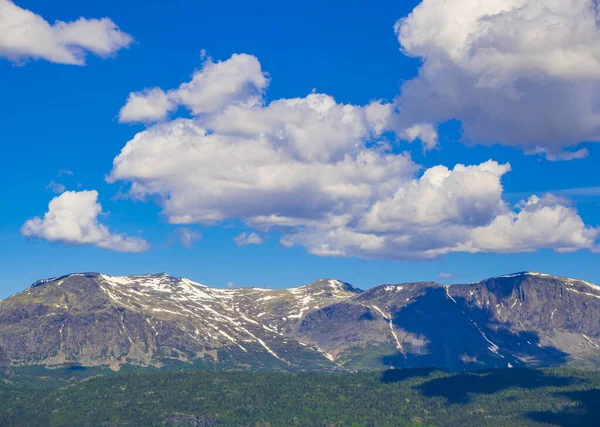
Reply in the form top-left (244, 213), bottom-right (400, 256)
top-left (1, 366), bottom-right (599, 426)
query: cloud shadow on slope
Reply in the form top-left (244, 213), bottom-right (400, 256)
top-left (417, 368), bottom-right (575, 404)
top-left (527, 388), bottom-right (600, 426)
top-left (378, 287), bottom-right (569, 371)
top-left (379, 367), bottom-right (439, 383)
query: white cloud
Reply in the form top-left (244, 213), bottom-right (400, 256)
top-left (45, 180), bottom-right (66, 194)
top-left (234, 232), bottom-right (263, 246)
top-left (176, 227), bottom-right (201, 248)
top-left (0, 0), bottom-right (133, 65)
top-left (528, 147), bottom-right (590, 162)
top-left (281, 193), bottom-right (599, 260)
top-left (393, 0), bottom-right (600, 157)
top-left (110, 53), bottom-right (599, 260)
top-left (119, 88), bottom-right (176, 123)
top-left (109, 117), bottom-right (413, 226)
top-left (402, 123), bottom-right (439, 151)
top-left (21, 190), bottom-right (149, 252)
top-left (360, 161), bottom-right (511, 232)
top-left (119, 53), bottom-right (269, 122)
top-left (202, 95), bottom-right (391, 163)
top-left (466, 195), bottom-right (599, 253)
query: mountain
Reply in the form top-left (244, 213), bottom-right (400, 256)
top-left (0, 273), bottom-right (359, 371)
top-left (0, 271), bottom-right (598, 372)
top-left (299, 273), bottom-right (600, 370)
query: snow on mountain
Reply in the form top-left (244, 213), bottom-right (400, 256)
top-left (0, 271), bottom-right (599, 372)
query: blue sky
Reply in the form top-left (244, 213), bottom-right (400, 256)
top-left (1, 0), bottom-right (600, 297)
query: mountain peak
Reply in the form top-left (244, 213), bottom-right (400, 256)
top-left (99, 273), bottom-right (209, 290)
top-left (294, 278), bottom-right (362, 295)
top-left (486, 271), bottom-right (598, 289)
top-left (491, 271), bottom-right (552, 279)
top-left (30, 272), bottom-right (100, 288)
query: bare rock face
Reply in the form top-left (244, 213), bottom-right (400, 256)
top-left (296, 272), bottom-right (600, 370)
top-left (0, 271), bottom-right (598, 372)
top-left (448, 272), bottom-right (600, 368)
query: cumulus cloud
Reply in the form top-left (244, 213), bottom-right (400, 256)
top-left (109, 118), bottom-right (412, 225)
top-left (202, 95), bottom-right (392, 163)
top-left (234, 232), bottom-right (264, 246)
top-left (119, 88), bottom-right (176, 123)
top-left (360, 161), bottom-right (511, 231)
top-left (466, 195), bottom-right (598, 253)
top-left (21, 190), bottom-right (149, 252)
top-left (0, 0), bottom-right (133, 65)
top-left (280, 193), bottom-right (599, 259)
top-left (110, 53), bottom-right (599, 260)
top-left (393, 0), bottom-right (600, 157)
top-left (119, 53), bottom-right (269, 122)
top-left (402, 123), bottom-right (439, 151)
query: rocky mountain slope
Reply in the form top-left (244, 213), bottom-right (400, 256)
top-left (0, 272), bottom-right (598, 372)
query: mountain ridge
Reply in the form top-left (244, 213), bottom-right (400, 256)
top-left (0, 271), bottom-right (599, 372)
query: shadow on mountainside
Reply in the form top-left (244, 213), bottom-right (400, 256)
top-left (379, 367), bottom-right (439, 383)
top-left (527, 388), bottom-right (600, 426)
top-left (379, 287), bottom-right (569, 371)
top-left (417, 368), bottom-right (575, 404)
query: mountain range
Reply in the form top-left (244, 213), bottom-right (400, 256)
top-left (0, 271), bottom-right (599, 375)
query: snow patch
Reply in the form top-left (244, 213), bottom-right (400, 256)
top-left (567, 278), bottom-right (600, 291)
top-left (582, 334), bottom-right (600, 349)
top-left (445, 285), bottom-right (457, 303)
top-left (371, 305), bottom-right (404, 355)
top-left (566, 288), bottom-right (600, 299)
top-left (100, 274), bottom-right (133, 287)
top-left (469, 318), bottom-right (500, 355)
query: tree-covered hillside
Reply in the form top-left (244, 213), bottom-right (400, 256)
top-left (1, 367), bottom-right (599, 426)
